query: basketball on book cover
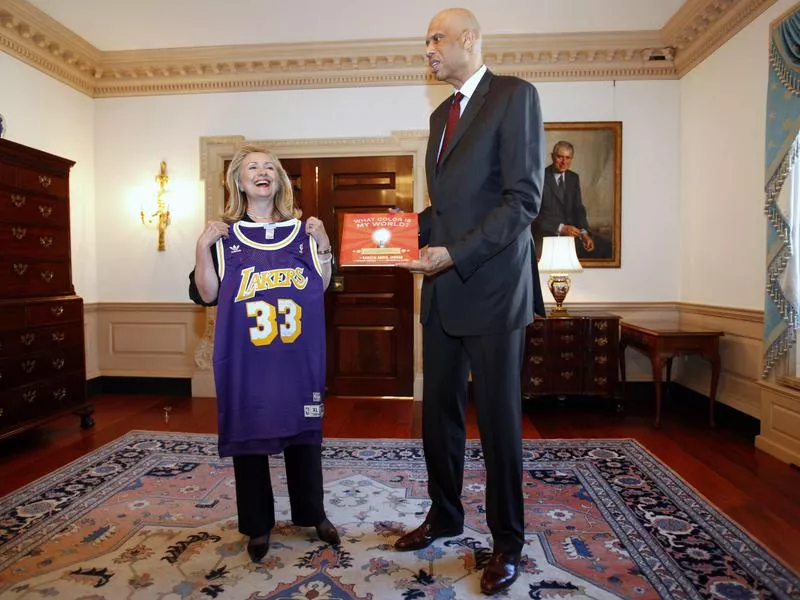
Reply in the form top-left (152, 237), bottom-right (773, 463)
top-left (339, 212), bottom-right (419, 267)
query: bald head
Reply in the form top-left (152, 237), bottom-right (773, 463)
top-left (433, 8), bottom-right (481, 36)
top-left (425, 8), bottom-right (483, 88)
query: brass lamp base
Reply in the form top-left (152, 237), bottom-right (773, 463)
top-left (547, 274), bottom-right (572, 314)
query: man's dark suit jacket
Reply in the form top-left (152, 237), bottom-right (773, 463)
top-left (419, 69), bottom-right (545, 332)
top-left (531, 165), bottom-right (590, 252)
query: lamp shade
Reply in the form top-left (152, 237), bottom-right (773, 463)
top-left (538, 236), bottom-right (583, 273)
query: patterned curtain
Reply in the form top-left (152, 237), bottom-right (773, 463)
top-left (763, 4), bottom-right (800, 377)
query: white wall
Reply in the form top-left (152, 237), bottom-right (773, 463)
top-left (539, 80), bottom-right (682, 302)
top-left (0, 53), bottom-right (97, 302)
top-left (93, 79), bottom-right (681, 302)
top-left (680, 0), bottom-right (798, 309)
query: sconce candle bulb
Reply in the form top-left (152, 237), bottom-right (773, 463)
top-left (140, 161), bottom-right (171, 251)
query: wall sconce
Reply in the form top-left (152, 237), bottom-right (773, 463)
top-left (140, 161), bottom-right (170, 251)
top-left (538, 236), bottom-right (583, 315)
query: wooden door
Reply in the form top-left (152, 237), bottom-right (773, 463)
top-left (282, 156), bottom-right (414, 398)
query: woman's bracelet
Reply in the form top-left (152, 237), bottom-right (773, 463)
top-left (317, 247), bottom-right (332, 255)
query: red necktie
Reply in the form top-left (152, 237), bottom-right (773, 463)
top-left (438, 91), bottom-right (464, 163)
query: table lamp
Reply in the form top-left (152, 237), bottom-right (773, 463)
top-left (538, 236), bottom-right (583, 314)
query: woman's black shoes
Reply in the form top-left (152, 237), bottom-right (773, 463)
top-left (246, 534), bottom-right (270, 563)
top-left (315, 518), bottom-right (340, 546)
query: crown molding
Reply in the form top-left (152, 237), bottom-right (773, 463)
top-left (0, 0), bottom-right (775, 97)
top-left (662, 0), bottom-right (778, 76)
top-left (0, 0), bottom-right (99, 94)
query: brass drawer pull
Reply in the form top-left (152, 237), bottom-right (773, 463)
top-left (13, 263), bottom-right (28, 276)
top-left (595, 376), bottom-right (608, 385)
top-left (11, 194), bottom-right (26, 207)
top-left (21, 333), bottom-right (36, 346)
top-left (560, 334), bottom-right (574, 343)
top-left (52, 358), bottom-right (65, 370)
top-left (595, 355), bottom-right (608, 365)
top-left (21, 360), bottom-right (36, 373)
top-left (12, 227), bottom-right (27, 240)
top-left (53, 387), bottom-right (67, 401)
top-left (595, 337), bottom-right (608, 346)
top-left (595, 321), bottom-right (608, 331)
top-left (0, 408), bottom-right (4, 417)
top-left (531, 356), bottom-right (543, 364)
top-left (40, 236), bottom-right (54, 248)
top-left (529, 377), bottom-right (543, 386)
top-left (52, 331), bottom-right (65, 342)
top-left (560, 371), bottom-right (574, 380)
top-left (560, 352), bottom-right (574, 360)
top-left (23, 390), bottom-right (37, 403)
top-left (41, 271), bottom-right (55, 282)
top-left (38, 175), bottom-right (52, 188)
top-left (51, 306), bottom-right (64, 316)
top-left (39, 206), bottom-right (53, 218)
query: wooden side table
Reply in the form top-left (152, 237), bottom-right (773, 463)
top-left (619, 319), bottom-right (723, 427)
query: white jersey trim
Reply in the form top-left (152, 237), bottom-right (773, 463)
top-left (233, 219), bottom-right (301, 250)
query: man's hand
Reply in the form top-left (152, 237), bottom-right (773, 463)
top-left (403, 246), bottom-right (453, 276)
top-left (581, 232), bottom-right (595, 252)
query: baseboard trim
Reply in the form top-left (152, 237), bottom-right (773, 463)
top-left (87, 376), bottom-right (192, 397)
top-left (671, 383), bottom-right (760, 440)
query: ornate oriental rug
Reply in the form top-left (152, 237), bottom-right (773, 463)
top-left (0, 433), bottom-right (797, 599)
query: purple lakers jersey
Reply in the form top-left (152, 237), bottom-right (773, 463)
top-left (212, 219), bottom-right (326, 457)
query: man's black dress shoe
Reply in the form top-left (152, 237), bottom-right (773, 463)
top-left (246, 534), bottom-right (270, 563)
top-left (394, 521), bottom-right (463, 551)
top-left (480, 552), bottom-right (521, 595)
top-left (315, 518), bottom-right (341, 546)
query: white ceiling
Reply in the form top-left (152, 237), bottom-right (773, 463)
top-left (25, 0), bottom-right (687, 51)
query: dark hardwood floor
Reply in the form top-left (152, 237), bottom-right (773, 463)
top-left (1, 388), bottom-right (799, 573)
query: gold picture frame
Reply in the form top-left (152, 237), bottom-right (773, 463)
top-left (540, 121), bottom-right (622, 268)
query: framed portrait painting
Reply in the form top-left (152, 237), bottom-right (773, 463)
top-left (537, 121), bottom-right (622, 268)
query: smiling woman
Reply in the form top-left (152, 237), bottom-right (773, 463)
top-left (187, 143), bottom-right (339, 564)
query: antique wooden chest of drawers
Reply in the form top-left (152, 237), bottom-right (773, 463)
top-left (521, 313), bottom-right (620, 399)
top-left (0, 139), bottom-right (92, 440)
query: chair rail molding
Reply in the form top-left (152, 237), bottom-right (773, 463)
top-left (0, 0), bottom-right (776, 97)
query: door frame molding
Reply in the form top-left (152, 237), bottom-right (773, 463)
top-left (193, 133), bottom-right (429, 400)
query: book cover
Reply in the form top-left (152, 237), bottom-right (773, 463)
top-left (339, 212), bottom-right (419, 267)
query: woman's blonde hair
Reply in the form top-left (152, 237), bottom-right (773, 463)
top-left (222, 144), bottom-right (301, 223)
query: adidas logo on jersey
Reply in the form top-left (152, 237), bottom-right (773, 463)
top-left (230, 244), bottom-right (241, 254)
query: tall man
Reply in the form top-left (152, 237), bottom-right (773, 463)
top-left (394, 7), bottom-right (544, 596)
top-left (532, 141), bottom-right (596, 257)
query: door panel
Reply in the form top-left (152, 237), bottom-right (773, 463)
top-left (282, 155), bottom-right (414, 398)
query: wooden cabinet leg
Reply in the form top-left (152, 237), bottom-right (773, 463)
top-left (78, 406), bottom-right (95, 429)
